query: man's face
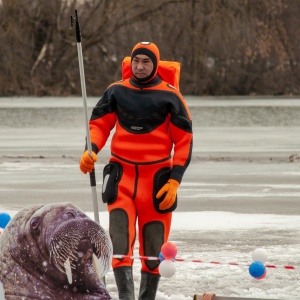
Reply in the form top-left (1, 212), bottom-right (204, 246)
top-left (131, 54), bottom-right (154, 79)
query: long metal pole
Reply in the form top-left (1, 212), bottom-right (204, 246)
top-left (72, 10), bottom-right (99, 223)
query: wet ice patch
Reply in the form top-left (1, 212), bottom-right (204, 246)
top-left (0, 281), bottom-right (5, 300)
top-left (0, 162), bottom-right (75, 172)
top-left (181, 191), bottom-right (300, 198)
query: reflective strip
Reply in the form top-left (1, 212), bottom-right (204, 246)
top-left (102, 174), bottom-right (110, 193)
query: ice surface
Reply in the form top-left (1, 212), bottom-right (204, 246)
top-left (1, 97), bottom-right (300, 299)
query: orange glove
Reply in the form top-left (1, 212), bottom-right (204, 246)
top-left (156, 179), bottom-right (180, 210)
top-left (79, 150), bottom-right (98, 174)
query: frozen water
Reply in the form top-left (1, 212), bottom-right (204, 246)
top-left (1, 96), bottom-right (300, 299)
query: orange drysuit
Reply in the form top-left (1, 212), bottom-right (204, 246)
top-left (89, 73), bottom-right (193, 274)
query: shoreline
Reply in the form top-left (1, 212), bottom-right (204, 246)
top-left (1, 95), bottom-right (300, 108)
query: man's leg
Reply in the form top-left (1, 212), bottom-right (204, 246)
top-left (135, 162), bottom-right (173, 300)
top-left (108, 160), bottom-right (137, 300)
top-left (138, 271), bottom-right (161, 300)
top-left (110, 208), bottom-right (136, 300)
top-left (113, 266), bottom-right (135, 300)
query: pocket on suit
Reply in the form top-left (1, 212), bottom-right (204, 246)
top-left (102, 161), bottom-right (123, 204)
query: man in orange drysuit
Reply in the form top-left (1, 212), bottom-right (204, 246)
top-left (80, 42), bottom-right (193, 300)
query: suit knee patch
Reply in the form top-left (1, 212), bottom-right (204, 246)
top-left (143, 221), bottom-right (164, 270)
top-left (109, 209), bottom-right (129, 256)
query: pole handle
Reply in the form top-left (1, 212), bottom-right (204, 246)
top-left (74, 10), bottom-right (82, 43)
top-left (90, 169), bottom-right (96, 187)
top-left (71, 10), bottom-right (82, 43)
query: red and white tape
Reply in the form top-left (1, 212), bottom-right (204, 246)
top-left (112, 254), bottom-right (297, 270)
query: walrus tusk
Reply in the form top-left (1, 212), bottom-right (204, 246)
top-left (92, 253), bottom-right (102, 279)
top-left (64, 258), bottom-right (73, 284)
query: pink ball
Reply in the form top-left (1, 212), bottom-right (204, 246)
top-left (161, 242), bottom-right (177, 260)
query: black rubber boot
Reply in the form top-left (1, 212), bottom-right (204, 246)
top-left (113, 266), bottom-right (135, 300)
top-left (138, 271), bottom-right (160, 300)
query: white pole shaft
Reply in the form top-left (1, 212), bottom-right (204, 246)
top-left (76, 42), bottom-right (100, 224)
top-left (77, 42), bottom-right (92, 156)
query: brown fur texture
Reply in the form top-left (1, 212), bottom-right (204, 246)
top-left (0, 202), bottom-right (114, 299)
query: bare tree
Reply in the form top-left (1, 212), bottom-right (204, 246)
top-left (0, 0), bottom-right (299, 96)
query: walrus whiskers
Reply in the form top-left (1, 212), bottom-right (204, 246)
top-left (50, 235), bottom-right (80, 273)
top-left (49, 218), bottom-right (112, 282)
top-left (88, 227), bottom-right (112, 277)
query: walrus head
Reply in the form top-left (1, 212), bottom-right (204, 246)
top-left (47, 207), bottom-right (112, 286)
top-left (0, 202), bottom-right (113, 298)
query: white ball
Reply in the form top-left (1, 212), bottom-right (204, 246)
top-left (252, 248), bottom-right (268, 263)
top-left (158, 260), bottom-right (176, 278)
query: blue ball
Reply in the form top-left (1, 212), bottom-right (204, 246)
top-left (249, 261), bottom-right (266, 278)
top-left (159, 252), bottom-right (165, 261)
top-left (0, 212), bottom-right (11, 229)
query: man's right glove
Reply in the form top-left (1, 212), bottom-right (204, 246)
top-left (79, 150), bottom-right (98, 174)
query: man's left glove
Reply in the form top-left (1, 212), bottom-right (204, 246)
top-left (156, 179), bottom-right (180, 210)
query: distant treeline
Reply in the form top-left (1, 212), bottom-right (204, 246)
top-left (1, 0), bottom-right (300, 96)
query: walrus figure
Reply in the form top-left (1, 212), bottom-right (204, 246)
top-left (0, 202), bottom-right (114, 299)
